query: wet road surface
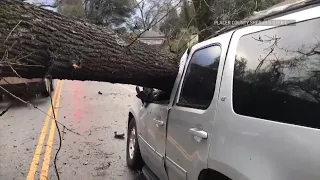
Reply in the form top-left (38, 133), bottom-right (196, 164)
top-left (0, 80), bottom-right (144, 180)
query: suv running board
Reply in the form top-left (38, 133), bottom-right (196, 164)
top-left (142, 166), bottom-right (160, 180)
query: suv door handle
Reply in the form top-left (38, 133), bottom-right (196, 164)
top-left (189, 128), bottom-right (208, 139)
top-left (153, 118), bottom-right (164, 126)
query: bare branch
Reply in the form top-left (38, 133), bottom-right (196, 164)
top-left (176, 4), bottom-right (202, 48)
top-left (0, 62), bottom-right (44, 67)
top-left (127, 0), bottom-right (183, 47)
top-left (137, 0), bottom-right (147, 29)
top-left (3, 20), bottom-right (21, 45)
top-left (1, 50), bottom-right (8, 62)
top-left (7, 62), bottom-right (28, 85)
top-left (0, 84), bottom-right (29, 104)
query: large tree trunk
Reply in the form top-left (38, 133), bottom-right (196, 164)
top-left (0, 0), bottom-right (179, 91)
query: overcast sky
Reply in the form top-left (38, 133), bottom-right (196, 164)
top-left (26, 0), bottom-right (57, 12)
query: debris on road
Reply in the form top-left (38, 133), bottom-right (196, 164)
top-left (98, 91), bottom-right (103, 95)
top-left (93, 162), bottom-right (111, 176)
top-left (94, 162), bottom-right (111, 171)
top-left (114, 131), bottom-right (125, 139)
top-left (1, 82), bottom-right (137, 179)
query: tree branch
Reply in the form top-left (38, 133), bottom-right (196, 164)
top-left (127, 0), bottom-right (183, 47)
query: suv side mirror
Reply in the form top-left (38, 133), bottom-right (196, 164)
top-left (135, 86), bottom-right (155, 103)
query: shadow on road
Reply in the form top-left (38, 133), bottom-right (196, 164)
top-left (0, 94), bottom-right (50, 110)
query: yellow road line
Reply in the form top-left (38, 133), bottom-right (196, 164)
top-left (26, 80), bottom-right (62, 180)
top-left (40, 80), bottom-right (64, 180)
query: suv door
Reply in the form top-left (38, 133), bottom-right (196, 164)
top-left (165, 35), bottom-right (230, 180)
top-left (142, 102), bottom-right (169, 180)
top-left (141, 50), bottom-right (189, 180)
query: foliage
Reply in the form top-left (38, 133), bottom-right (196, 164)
top-left (159, 0), bottom-right (196, 38)
top-left (192, 0), bottom-right (285, 41)
top-left (57, 0), bottom-right (85, 18)
top-left (165, 26), bottom-right (198, 54)
top-left (84, 0), bottom-right (135, 27)
top-left (131, 0), bottom-right (175, 31)
top-left (179, 0), bottom-right (196, 28)
top-left (159, 8), bottom-right (180, 39)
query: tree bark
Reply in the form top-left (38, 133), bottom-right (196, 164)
top-left (0, 0), bottom-right (179, 91)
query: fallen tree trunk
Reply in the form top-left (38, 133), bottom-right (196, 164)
top-left (0, 0), bottom-right (179, 91)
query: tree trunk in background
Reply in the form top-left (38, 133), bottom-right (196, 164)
top-left (192, 0), bottom-right (214, 42)
top-left (0, 0), bottom-right (179, 91)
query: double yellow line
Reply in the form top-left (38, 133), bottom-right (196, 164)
top-left (27, 80), bottom-right (64, 180)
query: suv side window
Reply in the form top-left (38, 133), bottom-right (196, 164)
top-left (233, 18), bottom-right (320, 129)
top-left (177, 45), bottom-right (221, 109)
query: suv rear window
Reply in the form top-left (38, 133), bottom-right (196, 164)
top-left (233, 18), bottom-right (320, 129)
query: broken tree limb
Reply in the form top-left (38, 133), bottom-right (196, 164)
top-left (0, 0), bottom-right (179, 91)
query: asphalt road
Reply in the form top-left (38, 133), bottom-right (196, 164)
top-left (0, 80), bottom-right (143, 180)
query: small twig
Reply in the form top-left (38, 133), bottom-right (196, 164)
top-left (2, 62), bottom-right (44, 67)
top-left (4, 20), bottom-right (22, 45)
top-left (9, 41), bottom-right (17, 51)
top-left (0, 77), bottom-right (33, 96)
top-left (57, 121), bottom-right (81, 136)
top-left (176, 4), bottom-right (201, 49)
top-left (0, 85), bottom-right (29, 104)
top-left (203, 0), bottom-right (214, 12)
top-left (61, 126), bottom-right (66, 140)
top-left (7, 63), bottom-right (28, 85)
top-left (1, 50), bottom-right (8, 62)
top-left (9, 51), bottom-right (34, 62)
top-left (0, 104), bottom-right (12, 117)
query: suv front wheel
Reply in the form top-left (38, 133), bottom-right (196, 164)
top-left (126, 118), bottom-right (144, 170)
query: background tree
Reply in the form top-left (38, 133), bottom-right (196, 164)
top-left (159, 9), bottom-right (180, 41)
top-left (180, 0), bottom-right (196, 28)
top-left (127, 0), bottom-right (182, 33)
top-left (57, 0), bottom-right (85, 18)
top-left (192, 0), bottom-right (285, 42)
top-left (84, 0), bottom-right (135, 29)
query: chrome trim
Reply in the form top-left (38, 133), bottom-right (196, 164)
top-left (138, 134), bottom-right (163, 158)
top-left (155, 150), bottom-right (163, 158)
top-left (166, 156), bottom-right (187, 174)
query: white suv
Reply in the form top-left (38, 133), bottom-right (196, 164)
top-left (126, 1), bottom-right (320, 180)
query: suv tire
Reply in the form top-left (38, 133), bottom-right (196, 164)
top-left (126, 118), bottom-right (144, 171)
